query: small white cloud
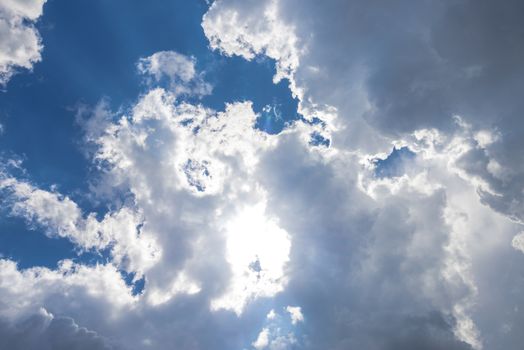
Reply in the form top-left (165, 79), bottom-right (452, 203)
top-left (252, 328), bottom-right (270, 350)
top-left (474, 130), bottom-right (499, 149)
top-left (511, 232), bottom-right (524, 254)
top-left (266, 309), bottom-right (276, 319)
top-left (285, 306), bottom-right (303, 325)
top-left (137, 51), bottom-right (212, 97)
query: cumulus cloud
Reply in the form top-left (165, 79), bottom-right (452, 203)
top-left (203, 0), bottom-right (300, 87)
top-left (1, 2), bottom-right (524, 348)
top-left (79, 82), bottom-right (291, 314)
top-left (0, 0), bottom-right (46, 86)
top-left (0, 51), bottom-right (299, 348)
top-left (203, 1), bottom-right (524, 348)
top-left (0, 259), bottom-right (136, 326)
top-left (0, 49), bottom-right (303, 348)
top-left (202, 0), bottom-right (524, 225)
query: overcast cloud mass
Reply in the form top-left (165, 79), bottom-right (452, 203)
top-left (1, 0), bottom-right (524, 349)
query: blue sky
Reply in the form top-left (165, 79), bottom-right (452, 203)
top-left (1, 1), bottom-right (524, 350)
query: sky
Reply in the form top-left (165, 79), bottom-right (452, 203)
top-left (0, 0), bottom-right (524, 349)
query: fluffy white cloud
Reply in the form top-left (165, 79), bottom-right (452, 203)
top-left (80, 83), bottom-right (291, 314)
top-left (0, 50), bottom-right (300, 348)
top-left (0, 172), bottom-right (160, 276)
top-left (0, 259), bottom-right (136, 319)
top-left (203, 0), bottom-right (299, 88)
top-left (0, 0), bottom-right (46, 86)
top-left (252, 328), bottom-right (270, 350)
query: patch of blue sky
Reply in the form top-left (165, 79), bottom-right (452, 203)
top-left (119, 270), bottom-right (146, 296)
top-left (0, 215), bottom-right (77, 269)
top-left (374, 147), bottom-right (416, 178)
top-left (0, 1), bottom-right (301, 272)
top-left (200, 54), bottom-right (300, 134)
top-left (0, 215), bottom-right (113, 269)
top-left (309, 132), bottom-right (331, 147)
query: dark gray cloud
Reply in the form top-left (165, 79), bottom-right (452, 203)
top-left (273, 0), bottom-right (524, 222)
top-left (0, 311), bottom-right (114, 350)
top-left (254, 131), bottom-right (478, 349)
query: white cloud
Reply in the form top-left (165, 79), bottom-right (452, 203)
top-left (285, 306), bottom-right (303, 325)
top-left (0, 259), bottom-right (136, 320)
top-left (0, 51), bottom-right (302, 348)
top-left (87, 88), bottom-right (275, 197)
top-left (511, 232), bottom-right (524, 254)
top-left (0, 172), bottom-right (160, 276)
top-left (203, 0), bottom-right (300, 88)
top-left (252, 328), bottom-right (270, 350)
top-left (81, 86), bottom-right (291, 315)
top-left (0, 0), bottom-right (46, 86)
top-left (138, 51), bottom-right (196, 83)
top-left (137, 51), bottom-right (212, 97)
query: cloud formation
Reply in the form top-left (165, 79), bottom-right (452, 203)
top-left (1, 2), bottom-right (524, 350)
top-left (203, 0), bottom-right (524, 224)
top-left (0, 51), bottom-right (296, 348)
top-left (202, 1), bottom-right (524, 348)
